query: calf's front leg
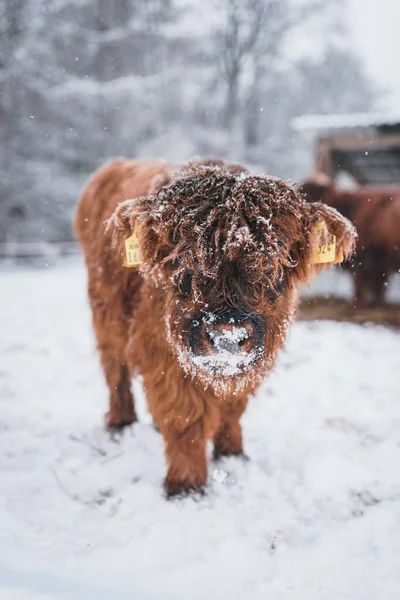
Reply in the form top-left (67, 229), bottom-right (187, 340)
top-left (145, 371), bottom-right (219, 497)
top-left (91, 301), bottom-right (137, 430)
top-left (213, 397), bottom-right (248, 460)
top-left (163, 420), bottom-right (208, 497)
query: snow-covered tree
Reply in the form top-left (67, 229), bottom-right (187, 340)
top-left (0, 0), bottom-right (380, 244)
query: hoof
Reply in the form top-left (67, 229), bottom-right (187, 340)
top-left (212, 447), bottom-right (249, 462)
top-left (104, 411), bottom-right (137, 431)
top-left (164, 479), bottom-right (205, 500)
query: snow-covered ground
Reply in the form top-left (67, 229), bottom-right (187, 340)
top-left (1, 261), bottom-right (400, 600)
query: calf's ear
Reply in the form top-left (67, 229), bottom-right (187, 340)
top-left (308, 201), bottom-right (357, 269)
top-left (106, 198), bottom-right (145, 267)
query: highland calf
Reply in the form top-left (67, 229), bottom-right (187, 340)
top-left (301, 174), bottom-right (400, 306)
top-left (76, 160), bottom-right (355, 497)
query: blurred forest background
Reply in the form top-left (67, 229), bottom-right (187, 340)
top-left (1, 0), bottom-right (381, 244)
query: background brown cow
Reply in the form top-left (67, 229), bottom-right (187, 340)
top-left (300, 174), bottom-right (400, 307)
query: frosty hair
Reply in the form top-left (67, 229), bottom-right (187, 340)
top-left (110, 164), bottom-right (355, 312)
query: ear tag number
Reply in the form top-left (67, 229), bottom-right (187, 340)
top-left (124, 226), bottom-right (141, 267)
top-left (312, 222), bottom-right (341, 264)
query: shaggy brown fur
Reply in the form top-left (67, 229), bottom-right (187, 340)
top-left (300, 174), bottom-right (400, 306)
top-left (76, 159), bottom-right (355, 497)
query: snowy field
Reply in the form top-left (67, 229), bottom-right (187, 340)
top-left (1, 261), bottom-right (400, 600)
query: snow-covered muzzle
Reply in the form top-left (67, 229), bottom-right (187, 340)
top-left (187, 307), bottom-right (265, 376)
top-left (163, 296), bottom-right (272, 396)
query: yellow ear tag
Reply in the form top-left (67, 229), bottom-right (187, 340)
top-left (124, 225), bottom-right (141, 267)
top-left (312, 222), bottom-right (338, 264)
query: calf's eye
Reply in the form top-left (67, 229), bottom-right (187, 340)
top-left (274, 278), bottom-right (285, 294)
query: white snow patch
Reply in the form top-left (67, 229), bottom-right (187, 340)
top-left (208, 325), bottom-right (249, 346)
top-left (191, 351), bottom-right (256, 376)
top-left (191, 324), bottom-right (257, 376)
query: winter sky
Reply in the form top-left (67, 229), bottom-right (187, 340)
top-left (348, 0), bottom-right (400, 109)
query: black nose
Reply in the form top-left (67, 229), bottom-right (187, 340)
top-left (188, 307), bottom-right (265, 357)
